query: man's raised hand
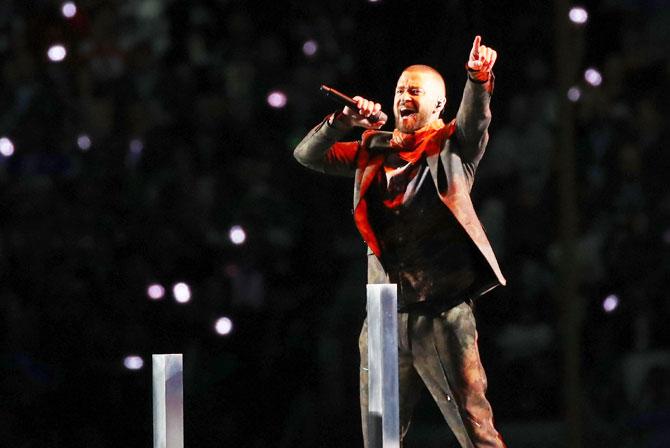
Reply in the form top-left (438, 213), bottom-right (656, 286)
top-left (340, 96), bottom-right (386, 129)
top-left (467, 35), bottom-right (497, 81)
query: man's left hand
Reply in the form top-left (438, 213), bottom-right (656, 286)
top-left (467, 35), bottom-right (497, 81)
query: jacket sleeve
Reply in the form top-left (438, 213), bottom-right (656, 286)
top-left (453, 74), bottom-right (494, 165)
top-left (293, 114), bottom-right (360, 177)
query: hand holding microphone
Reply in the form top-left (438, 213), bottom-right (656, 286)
top-left (320, 85), bottom-right (387, 129)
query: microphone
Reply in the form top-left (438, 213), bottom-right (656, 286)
top-left (320, 85), bottom-right (388, 124)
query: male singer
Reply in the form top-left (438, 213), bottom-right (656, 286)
top-left (294, 36), bottom-right (506, 447)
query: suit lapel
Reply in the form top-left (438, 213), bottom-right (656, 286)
top-left (427, 150), bottom-right (506, 285)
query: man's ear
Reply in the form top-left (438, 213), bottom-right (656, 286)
top-left (435, 97), bottom-right (446, 113)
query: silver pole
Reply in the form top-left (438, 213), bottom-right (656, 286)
top-left (367, 284), bottom-right (399, 448)
top-left (153, 354), bottom-right (184, 448)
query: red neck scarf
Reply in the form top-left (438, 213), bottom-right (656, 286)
top-left (378, 119), bottom-right (451, 209)
top-left (354, 119), bottom-right (455, 257)
top-left (389, 119), bottom-right (448, 163)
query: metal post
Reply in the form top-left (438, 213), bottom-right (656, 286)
top-left (153, 354), bottom-right (184, 448)
top-left (367, 284), bottom-right (399, 448)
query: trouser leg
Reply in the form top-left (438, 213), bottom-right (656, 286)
top-left (411, 302), bottom-right (506, 448)
top-left (359, 316), bottom-right (422, 448)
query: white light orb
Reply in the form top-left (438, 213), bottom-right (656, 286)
top-left (47, 44), bottom-right (67, 62)
top-left (569, 7), bottom-right (588, 24)
top-left (215, 317), bottom-right (234, 335)
top-left (0, 137), bottom-right (15, 157)
top-left (584, 68), bottom-right (602, 87)
top-left (62, 2), bottom-right (77, 18)
top-left (147, 283), bottom-right (165, 300)
top-left (602, 294), bottom-right (619, 313)
top-left (173, 282), bottom-right (191, 303)
top-left (229, 225), bottom-right (246, 245)
top-left (267, 91), bottom-right (287, 109)
top-left (123, 355), bottom-right (144, 370)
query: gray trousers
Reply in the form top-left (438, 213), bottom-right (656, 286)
top-left (359, 301), bottom-right (506, 448)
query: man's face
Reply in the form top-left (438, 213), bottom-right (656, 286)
top-left (393, 69), bottom-right (446, 133)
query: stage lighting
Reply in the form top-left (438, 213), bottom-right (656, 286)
top-left (569, 7), bottom-right (588, 25)
top-left (267, 91), bottom-right (287, 109)
top-left (47, 44), bottom-right (67, 62)
top-left (0, 137), bottom-right (15, 157)
top-left (123, 355), bottom-right (144, 370)
top-left (567, 86), bottom-right (581, 102)
top-left (302, 40), bottom-right (318, 57)
top-left (77, 134), bottom-right (91, 151)
top-left (602, 294), bottom-right (619, 313)
top-left (584, 68), bottom-right (602, 87)
top-left (62, 2), bottom-right (77, 18)
top-left (229, 225), bottom-right (246, 245)
top-left (173, 282), bottom-right (191, 303)
top-left (147, 283), bottom-right (165, 300)
top-left (214, 317), bottom-right (234, 336)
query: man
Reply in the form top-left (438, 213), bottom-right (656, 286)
top-left (294, 36), bottom-right (506, 447)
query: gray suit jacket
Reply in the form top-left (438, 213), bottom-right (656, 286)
top-left (294, 76), bottom-right (506, 298)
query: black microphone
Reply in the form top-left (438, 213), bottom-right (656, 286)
top-left (320, 85), bottom-right (388, 124)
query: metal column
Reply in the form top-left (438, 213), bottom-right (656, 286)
top-left (367, 284), bottom-right (399, 448)
top-left (153, 354), bottom-right (184, 448)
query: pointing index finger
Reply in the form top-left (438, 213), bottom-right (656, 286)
top-left (471, 35), bottom-right (481, 57)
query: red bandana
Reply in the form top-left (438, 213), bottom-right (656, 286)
top-left (355, 119), bottom-right (455, 257)
top-left (389, 119), bottom-right (449, 161)
top-left (380, 119), bottom-right (453, 208)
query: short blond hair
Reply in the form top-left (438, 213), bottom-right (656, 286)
top-left (402, 65), bottom-right (446, 98)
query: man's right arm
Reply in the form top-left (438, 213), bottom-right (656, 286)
top-left (293, 96), bottom-right (386, 176)
top-left (293, 113), bottom-right (360, 177)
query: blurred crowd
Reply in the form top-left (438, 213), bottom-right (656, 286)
top-left (0, 1), bottom-right (668, 447)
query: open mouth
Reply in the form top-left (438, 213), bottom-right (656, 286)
top-left (399, 108), bottom-right (416, 119)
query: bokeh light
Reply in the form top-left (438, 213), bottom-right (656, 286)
top-left (584, 68), bottom-right (602, 87)
top-left (47, 44), bottom-right (67, 62)
top-left (0, 137), bottom-right (15, 157)
top-left (129, 139), bottom-right (143, 154)
top-left (602, 294), bottom-right (619, 313)
top-left (267, 91), bottom-right (287, 109)
top-left (568, 7), bottom-right (588, 24)
top-left (302, 40), bottom-right (318, 57)
top-left (62, 2), bottom-right (77, 18)
top-left (229, 225), bottom-right (246, 245)
top-left (123, 355), bottom-right (144, 370)
top-left (215, 317), bottom-right (234, 335)
top-left (77, 134), bottom-right (92, 151)
top-left (567, 86), bottom-right (582, 102)
top-left (173, 282), bottom-right (191, 303)
top-left (147, 283), bottom-right (165, 300)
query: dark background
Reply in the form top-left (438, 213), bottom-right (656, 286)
top-left (1, 0), bottom-right (669, 447)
